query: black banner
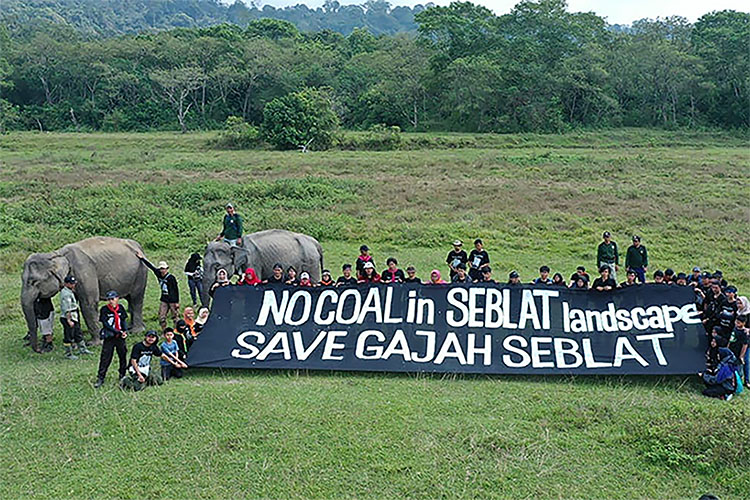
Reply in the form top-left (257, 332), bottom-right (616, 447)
top-left (187, 284), bottom-right (707, 375)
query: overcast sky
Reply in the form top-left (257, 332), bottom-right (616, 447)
top-left (248, 0), bottom-right (749, 25)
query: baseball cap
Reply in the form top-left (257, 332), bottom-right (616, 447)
top-left (363, 262), bottom-right (375, 270)
top-left (632, 235), bottom-right (641, 242)
top-left (603, 231), bottom-right (611, 238)
top-left (273, 263), bottom-right (283, 270)
top-left (453, 239), bottom-right (462, 246)
top-left (692, 266), bottom-right (701, 272)
top-left (509, 270), bottom-right (519, 278)
top-left (626, 269), bottom-right (636, 275)
top-left (157, 261), bottom-right (169, 269)
top-left (106, 290), bottom-right (119, 299)
top-left (145, 330), bottom-right (158, 338)
top-left (360, 244), bottom-right (369, 252)
top-left (64, 275), bottom-right (77, 284)
top-left (225, 203), bottom-right (234, 209)
top-left (322, 269), bottom-right (331, 276)
top-left (300, 272), bottom-right (310, 280)
top-left (725, 286), bottom-right (737, 294)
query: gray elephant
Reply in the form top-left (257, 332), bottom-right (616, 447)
top-left (202, 229), bottom-right (324, 304)
top-left (21, 237), bottom-right (148, 352)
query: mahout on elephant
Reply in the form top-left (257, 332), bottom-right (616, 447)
top-left (21, 237), bottom-right (148, 352)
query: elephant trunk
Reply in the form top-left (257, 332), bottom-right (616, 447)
top-left (21, 289), bottom-right (39, 351)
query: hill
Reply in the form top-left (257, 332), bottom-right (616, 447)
top-left (0, 0), bottom-right (420, 36)
top-left (0, 128), bottom-right (749, 498)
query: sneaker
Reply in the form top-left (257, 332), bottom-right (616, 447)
top-left (725, 394), bottom-right (733, 402)
top-left (94, 378), bottom-right (104, 389)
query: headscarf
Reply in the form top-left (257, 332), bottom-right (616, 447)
top-left (238, 267), bottom-right (261, 285)
top-left (195, 307), bottom-right (209, 325)
top-left (737, 296), bottom-right (750, 316)
top-left (216, 268), bottom-right (229, 284)
top-left (430, 269), bottom-right (446, 284)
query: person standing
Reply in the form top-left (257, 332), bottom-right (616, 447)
top-left (34, 295), bottom-right (55, 354)
top-left (59, 276), bottom-right (91, 359)
top-left (468, 239), bottom-right (490, 282)
top-left (215, 203), bottom-right (243, 247)
top-left (446, 240), bottom-right (468, 280)
top-left (597, 231), bottom-right (619, 282)
top-left (95, 291), bottom-right (128, 388)
top-left (184, 253), bottom-right (204, 308)
top-left (136, 252), bottom-right (180, 330)
top-left (355, 245), bottom-right (375, 280)
top-left (625, 235), bottom-right (648, 284)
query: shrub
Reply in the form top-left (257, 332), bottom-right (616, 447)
top-left (261, 88), bottom-right (339, 151)
top-left (212, 116), bottom-right (261, 149)
top-left (335, 124), bottom-right (403, 150)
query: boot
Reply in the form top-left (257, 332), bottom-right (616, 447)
top-left (63, 345), bottom-right (78, 360)
top-left (77, 341), bottom-right (93, 355)
top-left (94, 378), bottom-right (104, 388)
top-left (42, 341), bottom-right (54, 353)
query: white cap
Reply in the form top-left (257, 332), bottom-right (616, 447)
top-left (300, 272), bottom-right (310, 279)
top-left (363, 262), bottom-right (375, 269)
top-left (157, 261), bottom-right (169, 269)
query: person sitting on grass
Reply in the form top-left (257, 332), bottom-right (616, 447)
top-left (381, 257), bottom-right (405, 283)
top-left (428, 270), bottom-right (447, 285)
top-left (404, 266), bottom-right (421, 284)
top-left (468, 239), bottom-right (490, 282)
top-left (355, 245), bottom-right (375, 280)
top-left (620, 269), bottom-right (638, 288)
top-left (358, 262), bottom-right (381, 283)
top-left (446, 240), bottom-right (468, 281)
top-left (318, 270), bottom-right (335, 287)
top-left (237, 267), bottom-right (261, 286)
top-left (507, 270), bottom-right (520, 286)
top-left (699, 347), bottom-right (738, 401)
top-left (285, 266), bottom-right (299, 286)
top-left (120, 330), bottom-right (165, 391)
top-left (551, 273), bottom-right (566, 287)
top-left (336, 264), bottom-right (358, 287)
top-left (183, 307), bottom-right (196, 338)
top-left (592, 265), bottom-right (617, 291)
top-left (209, 268), bottom-right (231, 298)
top-left (298, 272), bottom-right (313, 287)
top-left (160, 328), bottom-right (187, 381)
top-left (532, 265), bottom-right (552, 285)
top-left (264, 263), bottom-right (285, 284)
top-left (451, 263), bottom-right (472, 284)
top-left (173, 321), bottom-right (193, 362)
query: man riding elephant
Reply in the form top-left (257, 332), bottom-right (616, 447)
top-left (21, 237), bottom-right (148, 353)
top-left (202, 229), bottom-right (324, 305)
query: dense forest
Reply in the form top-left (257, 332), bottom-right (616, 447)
top-left (1, 0), bottom-right (422, 36)
top-left (0, 0), bottom-right (747, 134)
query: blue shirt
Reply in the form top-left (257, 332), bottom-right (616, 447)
top-left (160, 340), bottom-right (179, 366)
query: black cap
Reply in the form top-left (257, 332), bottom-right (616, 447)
top-left (603, 231), bottom-right (611, 238)
top-left (626, 269), bottom-right (636, 275)
top-left (632, 235), bottom-right (641, 242)
top-left (360, 244), bottom-right (369, 252)
top-left (105, 290), bottom-right (118, 299)
top-left (725, 286), bottom-right (737, 294)
top-left (64, 275), bottom-right (77, 284)
top-left (145, 330), bottom-right (158, 338)
top-left (273, 263), bottom-right (283, 270)
top-left (509, 270), bottom-right (519, 278)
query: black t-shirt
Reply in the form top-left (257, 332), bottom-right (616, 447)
top-left (336, 276), bottom-right (358, 286)
top-left (265, 275), bottom-right (285, 284)
top-left (717, 300), bottom-right (738, 332)
top-left (34, 297), bottom-right (54, 318)
top-left (620, 281), bottom-right (638, 288)
top-left (381, 269), bottom-right (405, 283)
top-left (446, 250), bottom-right (468, 269)
top-left (728, 327), bottom-right (748, 359)
top-left (404, 277), bottom-right (422, 284)
top-left (130, 341), bottom-right (161, 370)
top-left (468, 250), bottom-right (490, 270)
top-left (592, 277), bottom-right (617, 289)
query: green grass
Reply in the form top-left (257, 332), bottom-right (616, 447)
top-left (1, 128), bottom-right (749, 499)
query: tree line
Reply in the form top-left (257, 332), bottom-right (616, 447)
top-left (0, 1), bottom-right (747, 134)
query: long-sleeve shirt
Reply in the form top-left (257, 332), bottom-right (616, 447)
top-left (139, 257), bottom-right (179, 303)
top-left (99, 304), bottom-right (128, 338)
top-left (625, 244), bottom-right (648, 269)
top-left (597, 241), bottom-right (619, 264)
top-left (220, 213), bottom-right (243, 240)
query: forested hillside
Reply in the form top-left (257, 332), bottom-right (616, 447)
top-left (0, 0), bottom-right (420, 36)
top-left (0, 1), bottom-right (747, 133)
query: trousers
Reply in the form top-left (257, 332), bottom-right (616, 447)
top-left (60, 318), bottom-right (83, 345)
top-left (97, 336), bottom-right (127, 381)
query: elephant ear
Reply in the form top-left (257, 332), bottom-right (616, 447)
top-left (231, 246), bottom-right (249, 275)
top-left (59, 245), bottom-right (95, 284)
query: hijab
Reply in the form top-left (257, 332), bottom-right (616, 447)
top-left (430, 269), bottom-right (446, 284)
top-left (195, 307), bottom-right (210, 326)
top-left (183, 307), bottom-right (196, 336)
top-left (239, 267), bottom-right (261, 285)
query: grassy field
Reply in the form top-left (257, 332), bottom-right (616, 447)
top-left (1, 128), bottom-right (749, 499)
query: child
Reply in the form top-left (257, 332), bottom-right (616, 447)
top-left (318, 270), bottom-right (335, 287)
top-left (160, 328), bottom-right (188, 380)
top-left (468, 239), bottom-right (490, 282)
top-left (34, 296), bottom-right (55, 354)
top-left (355, 245), bottom-right (375, 280)
top-left (336, 264), bottom-right (358, 287)
top-left (381, 257), bottom-right (405, 283)
top-left (446, 240), bottom-right (468, 280)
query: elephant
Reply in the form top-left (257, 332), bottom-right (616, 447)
top-left (202, 229), bottom-right (324, 305)
top-left (21, 237), bottom-right (148, 352)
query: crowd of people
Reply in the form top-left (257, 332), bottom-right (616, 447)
top-left (29, 204), bottom-right (748, 398)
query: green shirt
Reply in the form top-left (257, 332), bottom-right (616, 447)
top-left (625, 244), bottom-right (648, 269)
top-left (221, 213), bottom-right (243, 240)
top-left (59, 287), bottom-right (79, 322)
top-left (597, 241), bottom-right (619, 265)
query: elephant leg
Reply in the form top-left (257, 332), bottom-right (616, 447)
top-left (128, 290), bottom-right (146, 334)
top-left (80, 300), bottom-right (102, 346)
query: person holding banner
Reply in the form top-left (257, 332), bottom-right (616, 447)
top-left (285, 266), bottom-right (299, 285)
top-left (358, 262), bottom-right (381, 283)
top-left (506, 270), bottom-right (520, 286)
top-left (381, 258), bottom-right (405, 283)
top-left (209, 269), bottom-right (231, 298)
top-left (592, 265), bottom-right (617, 291)
top-left (336, 264), bottom-right (358, 286)
top-left (319, 270), bottom-right (335, 287)
top-left (451, 263), bottom-right (472, 283)
top-left (403, 266), bottom-right (421, 284)
top-left (428, 270), bottom-right (447, 284)
top-left (620, 269), bottom-right (638, 288)
top-left (532, 265), bottom-right (552, 285)
top-left (264, 264), bottom-right (285, 284)
top-left (298, 272), bottom-right (314, 287)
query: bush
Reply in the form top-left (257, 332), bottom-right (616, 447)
top-left (211, 116), bottom-right (261, 149)
top-left (261, 88), bottom-right (339, 151)
top-left (335, 124), bottom-right (403, 150)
